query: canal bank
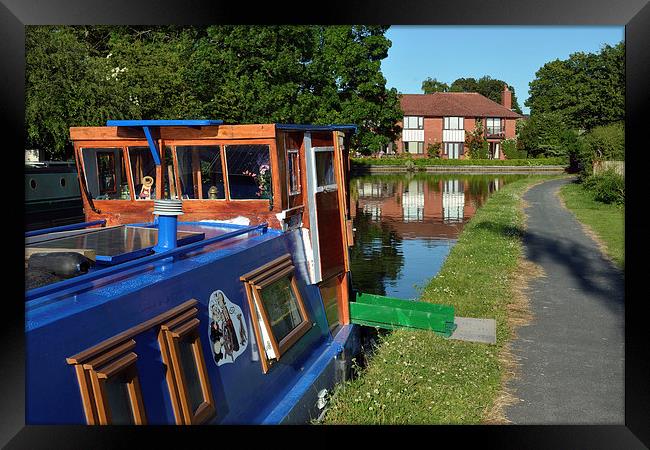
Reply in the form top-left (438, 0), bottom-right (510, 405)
top-left (351, 165), bottom-right (567, 175)
top-left (323, 175), bottom-right (562, 424)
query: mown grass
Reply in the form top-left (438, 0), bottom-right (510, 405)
top-left (322, 175), bottom-right (558, 424)
top-left (351, 157), bottom-right (568, 167)
top-left (559, 181), bottom-right (624, 269)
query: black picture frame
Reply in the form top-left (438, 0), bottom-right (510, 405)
top-left (5, 0), bottom-right (648, 447)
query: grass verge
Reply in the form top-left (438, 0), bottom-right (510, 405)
top-left (322, 175), bottom-right (558, 424)
top-left (559, 181), bottom-right (624, 269)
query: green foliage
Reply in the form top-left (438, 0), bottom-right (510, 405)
top-left (583, 122), bottom-right (625, 161)
top-left (421, 77), bottom-right (449, 93)
top-left (526, 42), bottom-right (624, 130)
top-left (516, 111), bottom-right (571, 158)
top-left (351, 157), bottom-right (568, 167)
top-left (25, 25), bottom-right (402, 159)
top-left (448, 76), bottom-right (522, 114)
top-left (465, 120), bottom-right (489, 159)
top-left (581, 169), bottom-right (625, 205)
top-left (501, 138), bottom-right (526, 159)
top-left (426, 141), bottom-right (442, 158)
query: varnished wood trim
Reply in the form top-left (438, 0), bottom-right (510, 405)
top-left (67, 299), bottom-right (198, 365)
top-left (253, 265), bottom-right (295, 290)
top-left (74, 364), bottom-right (98, 425)
top-left (157, 328), bottom-right (184, 424)
top-left (82, 339), bottom-right (136, 371)
top-left (163, 320), bottom-right (216, 424)
top-left (90, 354), bottom-right (146, 425)
top-left (247, 259), bottom-right (293, 286)
top-left (96, 352), bottom-right (138, 379)
top-left (123, 147), bottom-right (135, 201)
top-left (70, 124), bottom-right (277, 141)
top-left (160, 308), bottom-right (198, 332)
top-left (239, 253), bottom-right (291, 282)
top-left (251, 288), bottom-right (281, 362)
top-left (242, 282), bottom-right (271, 374)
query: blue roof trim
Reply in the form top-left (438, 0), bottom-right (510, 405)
top-left (106, 120), bottom-right (223, 127)
top-left (275, 124), bottom-right (357, 133)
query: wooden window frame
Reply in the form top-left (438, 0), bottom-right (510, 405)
top-left (67, 299), bottom-right (200, 425)
top-left (287, 149), bottom-right (301, 196)
top-left (240, 254), bottom-right (312, 374)
top-left (172, 143), bottom-right (226, 201)
top-left (73, 339), bottom-right (147, 425)
top-left (158, 308), bottom-right (216, 425)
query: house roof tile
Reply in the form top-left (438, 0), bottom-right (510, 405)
top-left (400, 92), bottom-right (523, 119)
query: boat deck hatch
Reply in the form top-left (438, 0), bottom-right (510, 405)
top-left (25, 225), bottom-right (205, 265)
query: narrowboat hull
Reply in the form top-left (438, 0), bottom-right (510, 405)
top-left (26, 222), bottom-right (361, 424)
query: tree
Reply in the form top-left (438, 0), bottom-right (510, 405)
top-left (465, 120), bottom-right (489, 159)
top-left (449, 76), bottom-right (523, 114)
top-left (525, 42), bottom-right (624, 130)
top-left (25, 25), bottom-right (401, 158)
top-left (517, 111), bottom-right (571, 158)
top-left (421, 77), bottom-right (449, 94)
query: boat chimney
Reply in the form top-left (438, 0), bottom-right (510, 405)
top-left (153, 199), bottom-right (184, 253)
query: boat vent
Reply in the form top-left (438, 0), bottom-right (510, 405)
top-left (153, 199), bottom-right (184, 216)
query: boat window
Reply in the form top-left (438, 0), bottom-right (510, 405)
top-left (314, 147), bottom-right (336, 191)
top-left (163, 146), bottom-right (178, 199)
top-left (81, 148), bottom-right (131, 200)
top-left (240, 254), bottom-right (311, 373)
top-left (128, 146), bottom-right (157, 200)
top-left (288, 149), bottom-right (301, 195)
top-left (225, 145), bottom-right (272, 200)
top-left (175, 146), bottom-right (225, 200)
top-left (158, 310), bottom-right (216, 424)
top-left (68, 339), bottom-right (147, 425)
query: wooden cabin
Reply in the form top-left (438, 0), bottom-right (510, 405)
top-left (70, 120), bottom-right (357, 328)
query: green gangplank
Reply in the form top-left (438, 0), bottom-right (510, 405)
top-left (349, 292), bottom-right (457, 337)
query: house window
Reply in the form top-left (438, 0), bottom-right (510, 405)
top-left (486, 118), bottom-right (504, 135)
top-left (175, 145), bottom-right (225, 200)
top-left (444, 142), bottom-right (464, 159)
top-left (403, 141), bottom-right (424, 154)
top-left (314, 147), bottom-right (337, 191)
top-left (240, 254), bottom-right (311, 374)
top-left (158, 308), bottom-right (216, 425)
top-left (69, 339), bottom-right (147, 425)
top-left (81, 148), bottom-right (131, 200)
top-left (225, 145), bottom-right (272, 200)
top-left (128, 147), bottom-right (157, 200)
top-left (288, 149), bottom-right (301, 195)
top-left (443, 117), bottom-right (464, 130)
top-left (403, 116), bottom-right (423, 130)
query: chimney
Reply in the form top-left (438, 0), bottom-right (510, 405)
top-left (501, 84), bottom-right (512, 110)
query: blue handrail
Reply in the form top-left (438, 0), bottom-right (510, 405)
top-left (25, 222), bottom-right (268, 302)
top-left (25, 220), bottom-right (107, 238)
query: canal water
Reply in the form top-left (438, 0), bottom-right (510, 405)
top-left (349, 173), bottom-right (527, 299)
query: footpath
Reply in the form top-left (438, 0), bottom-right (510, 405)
top-left (505, 177), bottom-right (624, 424)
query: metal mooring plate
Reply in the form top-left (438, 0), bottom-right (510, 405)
top-left (449, 317), bottom-right (496, 344)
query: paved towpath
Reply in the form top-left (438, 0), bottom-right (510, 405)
top-left (504, 177), bottom-right (624, 424)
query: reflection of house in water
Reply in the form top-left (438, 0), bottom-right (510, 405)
top-left (352, 177), bottom-right (485, 239)
top-left (442, 180), bottom-right (465, 223)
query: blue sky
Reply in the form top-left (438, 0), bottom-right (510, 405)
top-left (382, 26), bottom-right (624, 114)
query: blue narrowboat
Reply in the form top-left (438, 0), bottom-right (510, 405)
top-left (25, 120), bottom-right (364, 424)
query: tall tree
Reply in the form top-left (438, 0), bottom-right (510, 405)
top-left (525, 42), bottom-right (624, 130)
top-left (25, 25), bottom-right (401, 158)
top-left (421, 77), bottom-right (449, 93)
top-left (449, 76), bottom-right (522, 114)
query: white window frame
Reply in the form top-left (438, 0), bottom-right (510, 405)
top-left (444, 117), bottom-right (464, 130)
top-left (313, 147), bottom-right (337, 193)
top-left (403, 116), bottom-right (424, 130)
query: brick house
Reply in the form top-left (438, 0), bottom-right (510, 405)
top-left (395, 85), bottom-right (523, 159)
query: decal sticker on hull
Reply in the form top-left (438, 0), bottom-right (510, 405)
top-left (208, 290), bottom-right (248, 366)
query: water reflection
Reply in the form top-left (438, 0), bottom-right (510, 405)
top-left (349, 174), bottom-right (523, 298)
